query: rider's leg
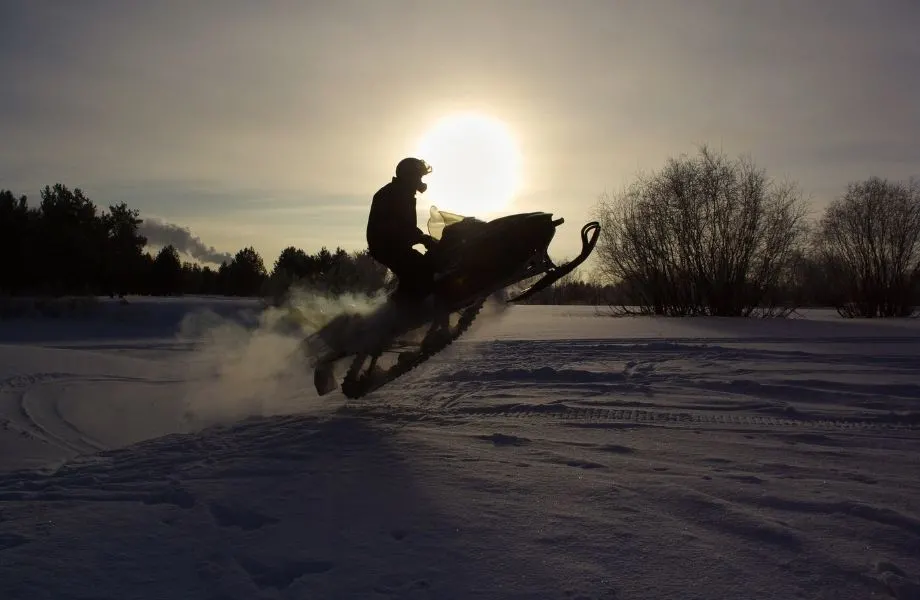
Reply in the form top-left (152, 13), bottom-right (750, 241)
top-left (375, 247), bottom-right (434, 299)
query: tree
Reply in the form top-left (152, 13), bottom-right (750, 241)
top-left (150, 245), bottom-right (183, 295)
top-left (313, 247), bottom-right (335, 277)
top-left (36, 184), bottom-right (106, 295)
top-left (273, 246), bottom-right (315, 280)
top-left (314, 248), bottom-right (389, 295)
top-left (348, 249), bottom-right (389, 293)
top-left (101, 202), bottom-right (148, 297)
top-left (223, 246), bottom-right (267, 296)
top-left (594, 146), bottom-right (808, 316)
top-left (0, 190), bottom-right (35, 293)
top-left (815, 176), bottom-right (920, 317)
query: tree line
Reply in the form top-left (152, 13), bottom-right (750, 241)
top-left (3, 147), bottom-right (919, 319)
top-left (0, 183), bottom-right (388, 301)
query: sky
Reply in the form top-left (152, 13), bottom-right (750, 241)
top-left (2, 0), bottom-right (918, 266)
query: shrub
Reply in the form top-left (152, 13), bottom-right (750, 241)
top-left (814, 176), bottom-right (920, 317)
top-left (594, 146), bottom-right (809, 316)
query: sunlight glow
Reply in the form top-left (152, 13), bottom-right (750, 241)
top-left (413, 112), bottom-right (522, 216)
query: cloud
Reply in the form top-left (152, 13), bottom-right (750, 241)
top-left (140, 217), bottom-right (233, 265)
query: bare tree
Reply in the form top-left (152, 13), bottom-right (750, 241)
top-left (815, 176), bottom-right (920, 317)
top-left (594, 146), bottom-right (809, 316)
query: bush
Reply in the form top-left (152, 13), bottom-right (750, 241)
top-left (594, 146), bottom-right (809, 316)
top-left (814, 176), bottom-right (920, 317)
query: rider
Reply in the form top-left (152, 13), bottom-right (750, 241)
top-left (367, 157), bottom-right (438, 299)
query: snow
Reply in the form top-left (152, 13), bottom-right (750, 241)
top-left (1, 297), bottom-right (919, 599)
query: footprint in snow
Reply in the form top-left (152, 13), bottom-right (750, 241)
top-left (142, 485), bottom-right (196, 509)
top-left (236, 555), bottom-right (333, 590)
top-left (208, 501), bottom-right (279, 531)
top-left (476, 433), bottom-right (530, 446)
top-left (597, 444), bottom-right (635, 454)
top-left (0, 533), bottom-right (29, 550)
top-left (724, 474), bottom-right (766, 485)
top-left (874, 561), bottom-right (920, 600)
top-left (373, 573), bottom-right (431, 595)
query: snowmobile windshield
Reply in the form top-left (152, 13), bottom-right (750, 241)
top-left (427, 206), bottom-right (467, 240)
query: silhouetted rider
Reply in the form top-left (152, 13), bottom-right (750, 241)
top-left (367, 157), bottom-right (438, 299)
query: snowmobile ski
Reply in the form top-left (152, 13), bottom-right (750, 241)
top-left (506, 221), bottom-right (600, 302)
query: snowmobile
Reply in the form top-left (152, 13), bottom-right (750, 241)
top-left (303, 206), bottom-right (600, 399)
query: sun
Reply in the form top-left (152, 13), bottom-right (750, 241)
top-left (413, 112), bottom-right (522, 216)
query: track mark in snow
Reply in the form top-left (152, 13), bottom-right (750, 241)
top-left (473, 403), bottom-right (920, 431)
top-left (345, 403), bottom-right (920, 434)
top-left (236, 555), bottom-right (333, 590)
top-left (0, 482), bottom-right (197, 508)
top-left (20, 387), bottom-right (107, 455)
top-left (742, 495), bottom-right (920, 537)
top-left (596, 443), bottom-right (635, 454)
top-left (2, 371), bottom-right (168, 458)
top-left (475, 433), bottom-right (530, 446)
top-left (624, 359), bottom-right (660, 378)
top-left (208, 501), bottom-right (279, 531)
top-left (409, 336), bottom-right (920, 436)
top-left (873, 561), bottom-right (920, 600)
top-left (526, 445), bottom-right (610, 470)
top-left (446, 366), bottom-right (627, 385)
top-left (0, 372), bottom-right (74, 391)
top-left (0, 533), bottom-right (29, 550)
top-left (372, 573), bottom-right (433, 596)
top-left (846, 472), bottom-right (879, 485)
top-left (668, 488), bottom-right (804, 551)
top-left (552, 456), bottom-right (606, 470)
top-left (770, 432), bottom-right (852, 447)
top-left (876, 561), bottom-right (908, 578)
top-left (722, 474), bottom-right (766, 485)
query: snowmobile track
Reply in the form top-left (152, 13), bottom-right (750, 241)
top-left (341, 297), bottom-right (487, 399)
top-left (339, 402), bottom-right (920, 434)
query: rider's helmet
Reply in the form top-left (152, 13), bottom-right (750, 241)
top-left (395, 157), bottom-right (432, 193)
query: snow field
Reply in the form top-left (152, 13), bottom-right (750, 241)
top-left (0, 298), bottom-right (918, 599)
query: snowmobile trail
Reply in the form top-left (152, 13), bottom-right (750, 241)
top-left (341, 401), bottom-right (920, 433)
top-left (339, 331), bottom-right (920, 438)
